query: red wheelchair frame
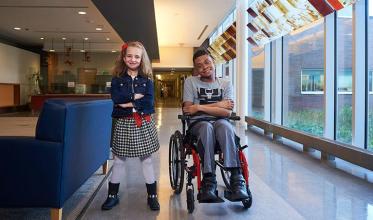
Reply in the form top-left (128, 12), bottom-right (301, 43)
top-left (169, 115), bottom-right (252, 213)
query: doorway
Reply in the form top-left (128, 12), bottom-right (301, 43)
top-left (154, 68), bottom-right (191, 108)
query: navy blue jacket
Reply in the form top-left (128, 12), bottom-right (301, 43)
top-left (111, 73), bottom-right (155, 117)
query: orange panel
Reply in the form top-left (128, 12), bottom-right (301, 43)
top-left (0, 85), bottom-right (14, 107)
top-left (326, 0), bottom-right (344, 10)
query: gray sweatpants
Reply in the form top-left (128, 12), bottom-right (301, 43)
top-left (190, 119), bottom-right (240, 174)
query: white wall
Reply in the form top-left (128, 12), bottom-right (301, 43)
top-left (0, 43), bottom-right (40, 105)
top-left (152, 47), bottom-right (194, 68)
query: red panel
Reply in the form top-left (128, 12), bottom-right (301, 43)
top-left (308, 0), bottom-right (334, 16)
top-left (326, 0), bottom-right (344, 10)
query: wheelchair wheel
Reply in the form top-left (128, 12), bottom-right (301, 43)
top-left (186, 187), bottom-right (195, 213)
top-left (218, 153), bottom-right (232, 189)
top-left (168, 130), bottom-right (185, 194)
top-left (220, 166), bottom-right (231, 190)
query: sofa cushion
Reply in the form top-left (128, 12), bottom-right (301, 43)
top-left (35, 99), bottom-right (67, 142)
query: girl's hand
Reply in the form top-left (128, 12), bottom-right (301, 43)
top-left (134, 93), bottom-right (144, 100)
top-left (118, 103), bottom-right (133, 108)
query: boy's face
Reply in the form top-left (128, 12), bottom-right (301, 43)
top-left (194, 54), bottom-right (215, 79)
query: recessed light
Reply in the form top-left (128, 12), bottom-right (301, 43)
top-left (111, 50), bottom-right (117, 53)
top-left (49, 49), bottom-right (55, 52)
top-left (106, 38), bottom-right (110, 41)
top-left (14, 27), bottom-right (21, 30)
top-left (84, 37), bottom-right (89, 40)
top-left (80, 50), bottom-right (85, 52)
top-left (78, 11), bottom-right (86, 15)
top-left (96, 27), bottom-right (103, 31)
top-left (40, 37), bottom-right (44, 40)
top-left (62, 37), bottom-right (66, 40)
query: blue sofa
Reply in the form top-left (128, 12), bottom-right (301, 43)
top-left (0, 99), bottom-right (113, 220)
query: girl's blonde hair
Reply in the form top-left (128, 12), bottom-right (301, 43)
top-left (112, 41), bottom-right (153, 78)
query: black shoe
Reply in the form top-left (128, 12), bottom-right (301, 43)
top-left (101, 182), bottom-right (120, 210)
top-left (147, 194), bottom-right (160, 210)
top-left (146, 182), bottom-right (160, 211)
top-left (229, 173), bottom-right (249, 200)
top-left (101, 194), bottom-right (119, 210)
top-left (199, 174), bottom-right (218, 202)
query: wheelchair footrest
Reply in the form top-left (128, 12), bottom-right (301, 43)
top-left (197, 192), bottom-right (225, 203)
top-left (224, 190), bottom-right (247, 202)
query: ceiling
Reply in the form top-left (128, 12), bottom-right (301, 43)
top-left (154, 0), bottom-right (235, 47)
top-left (0, 0), bottom-right (122, 52)
top-left (0, 0), bottom-right (235, 58)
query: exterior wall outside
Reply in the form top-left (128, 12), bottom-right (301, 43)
top-left (281, 17), bottom-right (373, 111)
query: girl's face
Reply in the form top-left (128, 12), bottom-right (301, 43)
top-left (124, 46), bottom-right (142, 70)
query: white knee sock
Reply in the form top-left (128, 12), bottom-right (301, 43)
top-left (140, 155), bottom-right (156, 184)
top-left (110, 155), bottom-right (126, 183)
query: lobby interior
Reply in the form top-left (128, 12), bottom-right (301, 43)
top-left (0, 0), bottom-right (372, 220)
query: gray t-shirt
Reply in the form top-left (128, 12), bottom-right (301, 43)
top-left (183, 76), bottom-right (233, 122)
top-left (183, 76), bottom-right (233, 104)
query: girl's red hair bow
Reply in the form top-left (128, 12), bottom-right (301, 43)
top-left (121, 43), bottom-right (128, 52)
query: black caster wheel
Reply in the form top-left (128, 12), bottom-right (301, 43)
top-left (186, 187), bottom-right (195, 213)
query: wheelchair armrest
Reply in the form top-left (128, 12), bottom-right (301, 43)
top-left (229, 115), bottom-right (241, 121)
top-left (178, 114), bottom-right (190, 121)
top-left (178, 114), bottom-right (240, 121)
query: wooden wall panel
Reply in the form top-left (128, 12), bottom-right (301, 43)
top-left (0, 84), bottom-right (15, 107)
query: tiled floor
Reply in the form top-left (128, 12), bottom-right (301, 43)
top-left (82, 108), bottom-right (373, 220)
top-left (1, 108), bottom-right (372, 220)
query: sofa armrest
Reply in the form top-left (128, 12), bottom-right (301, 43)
top-left (0, 137), bottom-right (64, 208)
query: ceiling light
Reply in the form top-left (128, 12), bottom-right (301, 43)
top-left (106, 38), bottom-right (110, 41)
top-left (49, 39), bottom-right (55, 52)
top-left (40, 37), bottom-right (44, 40)
top-left (96, 27), bottom-right (102, 31)
top-left (80, 49), bottom-right (85, 52)
top-left (13, 27), bottom-right (21, 30)
top-left (78, 11), bottom-right (86, 15)
top-left (84, 37), bottom-right (89, 40)
top-left (111, 50), bottom-right (117, 53)
top-left (62, 37), bottom-right (66, 40)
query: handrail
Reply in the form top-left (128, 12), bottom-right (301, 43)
top-left (245, 116), bottom-right (373, 171)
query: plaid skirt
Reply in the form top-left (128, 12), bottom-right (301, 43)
top-left (112, 115), bottom-right (160, 157)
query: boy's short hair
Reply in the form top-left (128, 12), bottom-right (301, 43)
top-left (193, 49), bottom-right (211, 63)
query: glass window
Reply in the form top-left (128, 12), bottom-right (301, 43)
top-left (336, 6), bottom-right (353, 144)
top-left (368, 0), bottom-right (373, 151)
top-left (251, 46), bottom-right (265, 119)
top-left (301, 69), bottom-right (324, 94)
top-left (337, 69), bottom-right (352, 93)
top-left (282, 20), bottom-right (325, 136)
top-left (46, 52), bottom-right (115, 94)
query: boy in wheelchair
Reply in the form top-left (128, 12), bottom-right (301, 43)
top-left (182, 49), bottom-right (249, 202)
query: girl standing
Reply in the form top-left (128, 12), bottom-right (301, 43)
top-left (102, 41), bottom-right (160, 211)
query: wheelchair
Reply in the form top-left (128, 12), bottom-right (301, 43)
top-left (168, 114), bottom-right (253, 213)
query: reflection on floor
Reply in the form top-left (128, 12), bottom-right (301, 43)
top-left (83, 108), bottom-right (373, 220)
top-left (0, 108), bottom-right (372, 220)
top-left (155, 97), bottom-right (182, 108)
